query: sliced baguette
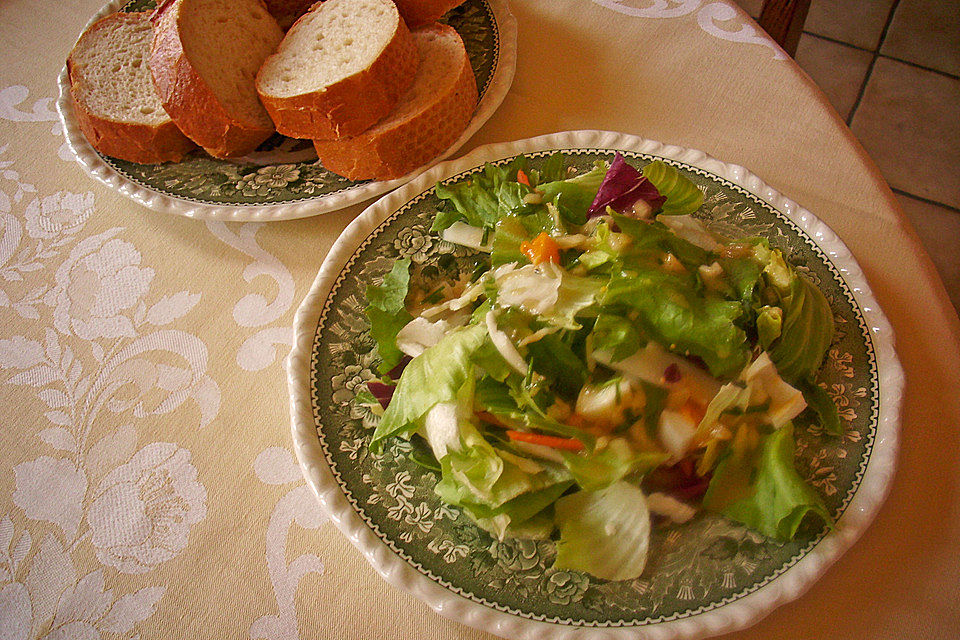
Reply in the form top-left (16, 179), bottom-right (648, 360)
top-left (256, 0), bottom-right (418, 141)
top-left (67, 11), bottom-right (196, 164)
top-left (392, 0), bottom-right (467, 28)
top-left (149, 0), bottom-right (284, 158)
top-left (312, 23), bottom-right (477, 181)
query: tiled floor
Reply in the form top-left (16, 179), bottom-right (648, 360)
top-left (738, 0), bottom-right (960, 313)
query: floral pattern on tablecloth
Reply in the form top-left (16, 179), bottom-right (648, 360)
top-left (0, 87), bottom-right (218, 638)
top-left (203, 220), bottom-right (328, 640)
top-left (592, 0), bottom-right (785, 59)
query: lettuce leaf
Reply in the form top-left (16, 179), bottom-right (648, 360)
top-left (604, 268), bottom-right (749, 377)
top-left (611, 212), bottom-right (712, 269)
top-left (434, 157), bottom-right (533, 232)
top-left (370, 324), bottom-right (487, 451)
top-left (472, 484), bottom-right (574, 540)
top-left (365, 258), bottom-right (413, 374)
top-left (553, 481), bottom-right (652, 581)
top-left (434, 419), bottom-right (573, 538)
top-left (753, 244), bottom-right (835, 382)
top-left (561, 439), bottom-right (668, 491)
top-left (538, 151), bottom-right (568, 184)
top-left (703, 422), bottom-right (833, 539)
top-left (475, 376), bottom-right (597, 446)
top-left (589, 312), bottom-right (644, 362)
top-left (536, 161), bottom-right (607, 225)
top-left (641, 160), bottom-right (704, 216)
top-left (799, 380), bottom-right (843, 437)
top-left (527, 332), bottom-right (588, 399)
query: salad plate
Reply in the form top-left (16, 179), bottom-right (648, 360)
top-left (287, 130), bottom-right (903, 639)
top-left (55, 0), bottom-right (517, 221)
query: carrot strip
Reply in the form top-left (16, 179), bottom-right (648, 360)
top-left (506, 430), bottom-right (585, 451)
top-left (516, 169), bottom-right (530, 186)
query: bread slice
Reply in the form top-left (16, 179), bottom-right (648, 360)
top-left (149, 0), bottom-right (284, 158)
top-left (262, 0), bottom-right (316, 30)
top-left (392, 0), bottom-right (466, 28)
top-left (312, 23), bottom-right (477, 181)
top-left (256, 0), bottom-right (418, 141)
top-left (67, 11), bottom-right (195, 164)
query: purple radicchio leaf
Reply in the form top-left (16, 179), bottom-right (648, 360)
top-left (387, 354), bottom-right (412, 380)
top-left (366, 381), bottom-right (396, 409)
top-left (587, 153), bottom-right (666, 218)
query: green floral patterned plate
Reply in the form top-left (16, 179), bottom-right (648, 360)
top-left (288, 131), bottom-right (903, 639)
top-left (56, 0), bottom-right (517, 221)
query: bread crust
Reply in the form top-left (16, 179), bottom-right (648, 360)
top-left (256, 1), bottom-right (419, 141)
top-left (393, 0), bottom-right (466, 27)
top-left (312, 25), bottom-right (477, 181)
top-left (149, 0), bottom-right (281, 158)
top-left (66, 12), bottom-right (196, 164)
top-left (68, 88), bottom-right (196, 164)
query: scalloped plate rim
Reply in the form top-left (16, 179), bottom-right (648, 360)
top-left (55, 0), bottom-right (518, 221)
top-left (287, 130), bottom-right (904, 639)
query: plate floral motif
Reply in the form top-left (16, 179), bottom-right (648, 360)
top-left (288, 131), bottom-right (903, 639)
top-left (56, 0), bottom-right (517, 221)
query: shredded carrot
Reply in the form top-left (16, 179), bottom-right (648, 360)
top-left (516, 168), bottom-right (530, 186)
top-left (519, 231), bottom-right (560, 265)
top-left (506, 430), bottom-right (585, 451)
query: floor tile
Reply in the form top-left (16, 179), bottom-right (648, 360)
top-left (795, 34), bottom-right (873, 120)
top-left (804, 0), bottom-right (895, 50)
top-left (896, 194), bottom-right (960, 313)
top-left (881, 0), bottom-right (960, 76)
top-left (851, 57), bottom-right (960, 209)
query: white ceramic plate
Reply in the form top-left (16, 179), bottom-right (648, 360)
top-left (287, 130), bottom-right (903, 639)
top-left (56, 0), bottom-right (517, 221)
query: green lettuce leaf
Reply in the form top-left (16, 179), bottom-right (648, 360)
top-left (527, 332), bottom-right (588, 399)
top-left (604, 268), bottom-right (749, 377)
top-left (641, 160), bottom-right (704, 216)
top-left (611, 213), bottom-right (712, 270)
top-left (370, 324), bottom-right (487, 451)
top-left (438, 473), bottom-right (573, 538)
top-left (365, 258), bottom-right (413, 374)
top-left (799, 380), bottom-right (843, 436)
top-left (753, 244), bottom-right (835, 382)
top-left (434, 157), bottom-right (533, 232)
top-left (538, 151), bottom-right (568, 184)
top-left (536, 181), bottom-right (594, 225)
top-left (561, 439), bottom-right (668, 491)
top-left (434, 419), bottom-right (573, 539)
top-left (553, 481), bottom-right (651, 581)
top-left (703, 422), bottom-right (833, 539)
top-left (589, 312), bottom-right (644, 362)
top-left (718, 255), bottom-right (764, 307)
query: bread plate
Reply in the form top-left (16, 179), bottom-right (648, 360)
top-left (56, 0), bottom-right (517, 221)
top-left (287, 130), bottom-right (903, 639)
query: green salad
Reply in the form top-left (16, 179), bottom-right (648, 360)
top-left (361, 153), bottom-right (839, 582)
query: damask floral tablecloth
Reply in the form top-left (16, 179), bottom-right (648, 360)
top-left (1, 1), bottom-right (958, 639)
